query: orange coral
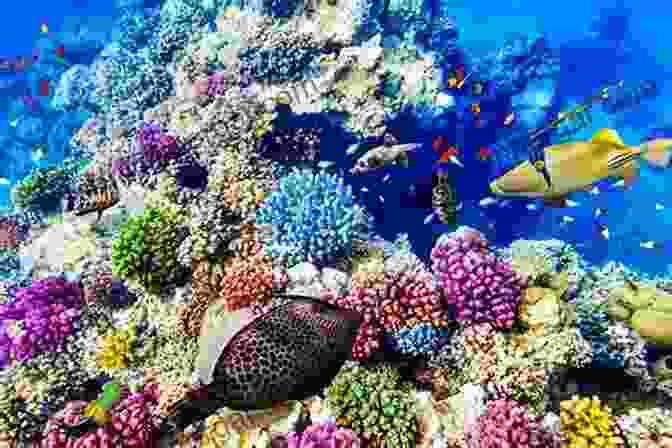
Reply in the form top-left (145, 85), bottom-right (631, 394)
top-left (177, 225), bottom-right (273, 337)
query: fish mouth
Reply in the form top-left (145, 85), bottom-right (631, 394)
top-left (489, 180), bottom-right (507, 196)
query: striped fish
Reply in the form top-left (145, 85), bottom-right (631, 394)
top-left (607, 148), bottom-right (641, 171)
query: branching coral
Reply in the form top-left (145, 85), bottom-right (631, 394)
top-left (178, 225), bottom-right (273, 337)
top-left (326, 364), bottom-right (416, 447)
top-left (111, 206), bottom-right (180, 293)
top-left (470, 399), bottom-right (562, 448)
top-left (256, 168), bottom-right (371, 267)
top-left (324, 270), bottom-right (447, 360)
top-left (560, 396), bottom-right (622, 448)
top-left (96, 328), bottom-right (136, 370)
top-left (0, 276), bottom-right (83, 364)
top-left (431, 226), bottom-right (526, 330)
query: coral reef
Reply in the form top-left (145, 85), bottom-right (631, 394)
top-left (431, 226), bottom-right (527, 329)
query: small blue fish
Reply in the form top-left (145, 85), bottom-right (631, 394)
top-left (423, 212), bottom-right (434, 225)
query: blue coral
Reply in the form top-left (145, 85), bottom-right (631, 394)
top-left (388, 323), bottom-right (451, 355)
top-left (576, 299), bottom-right (624, 368)
top-left (150, 0), bottom-right (209, 65)
top-left (116, 9), bottom-right (161, 52)
top-left (256, 168), bottom-right (370, 266)
top-left (94, 48), bottom-right (173, 129)
top-left (238, 47), bottom-right (320, 84)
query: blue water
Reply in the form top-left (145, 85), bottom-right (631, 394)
top-left (2, 0), bottom-right (672, 275)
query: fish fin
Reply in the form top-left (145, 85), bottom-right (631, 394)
top-left (543, 196), bottom-right (568, 207)
top-left (591, 128), bottom-right (626, 147)
top-left (640, 139), bottom-right (672, 168)
top-left (622, 161), bottom-right (639, 187)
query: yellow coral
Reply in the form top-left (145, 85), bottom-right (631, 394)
top-left (96, 329), bottom-right (134, 370)
top-left (560, 396), bottom-right (622, 448)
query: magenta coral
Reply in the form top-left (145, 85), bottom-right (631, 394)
top-left (42, 389), bottom-right (159, 448)
top-left (468, 399), bottom-right (562, 448)
top-left (0, 276), bottom-right (82, 362)
top-left (322, 271), bottom-right (447, 361)
top-left (431, 226), bottom-right (525, 330)
top-left (285, 421), bottom-right (362, 448)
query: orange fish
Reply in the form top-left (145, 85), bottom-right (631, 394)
top-left (477, 147), bottom-right (494, 161)
top-left (39, 79), bottom-right (49, 96)
top-left (504, 112), bottom-right (515, 127)
top-left (471, 102), bottom-right (481, 115)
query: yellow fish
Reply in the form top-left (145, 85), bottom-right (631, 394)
top-left (489, 128), bottom-right (672, 207)
top-left (40, 23), bottom-right (49, 34)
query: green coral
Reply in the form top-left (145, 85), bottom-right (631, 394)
top-left (494, 329), bottom-right (577, 415)
top-left (0, 382), bottom-right (16, 434)
top-left (111, 206), bottom-right (179, 293)
top-left (327, 364), bottom-right (417, 446)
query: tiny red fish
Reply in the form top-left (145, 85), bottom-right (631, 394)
top-left (39, 79), bottom-right (49, 96)
top-left (55, 45), bottom-right (65, 58)
top-left (477, 147), bottom-right (494, 161)
top-left (439, 147), bottom-right (459, 162)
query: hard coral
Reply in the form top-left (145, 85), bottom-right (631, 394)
top-left (0, 276), bottom-right (82, 364)
top-left (470, 399), bottom-right (562, 448)
top-left (285, 421), bottom-right (362, 447)
top-left (256, 168), bottom-right (371, 266)
top-left (324, 270), bottom-right (447, 360)
top-left (326, 364), bottom-right (416, 447)
top-left (431, 226), bottom-right (526, 329)
top-left (111, 206), bottom-right (180, 293)
top-left (560, 396), bottom-right (622, 448)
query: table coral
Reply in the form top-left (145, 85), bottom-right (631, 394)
top-left (431, 226), bottom-right (526, 330)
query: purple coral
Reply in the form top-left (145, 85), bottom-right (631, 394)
top-left (136, 120), bottom-right (178, 163)
top-left (431, 226), bottom-right (526, 329)
top-left (127, 120), bottom-right (185, 177)
top-left (0, 276), bottom-right (83, 364)
top-left (278, 421), bottom-right (361, 448)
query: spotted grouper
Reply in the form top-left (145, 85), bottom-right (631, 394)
top-left (160, 295), bottom-right (362, 436)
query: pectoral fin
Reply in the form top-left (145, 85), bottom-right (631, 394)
top-left (543, 196), bottom-right (568, 207)
top-left (622, 161), bottom-right (639, 188)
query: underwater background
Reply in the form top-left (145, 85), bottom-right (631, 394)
top-left (1, 0), bottom-right (672, 446)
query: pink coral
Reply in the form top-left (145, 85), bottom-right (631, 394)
top-left (284, 421), bottom-right (361, 448)
top-left (431, 227), bottom-right (525, 329)
top-left (42, 389), bottom-right (159, 448)
top-left (322, 271), bottom-right (447, 361)
top-left (467, 399), bottom-right (561, 448)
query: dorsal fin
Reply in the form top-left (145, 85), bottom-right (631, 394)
top-left (591, 128), bottom-right (626, 147)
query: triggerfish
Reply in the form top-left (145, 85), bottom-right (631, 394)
top-left (489, 128), bottom-right (672, 207)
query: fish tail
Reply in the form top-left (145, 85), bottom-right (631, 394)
top-left (639, 139), bottom-right (672, 168)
